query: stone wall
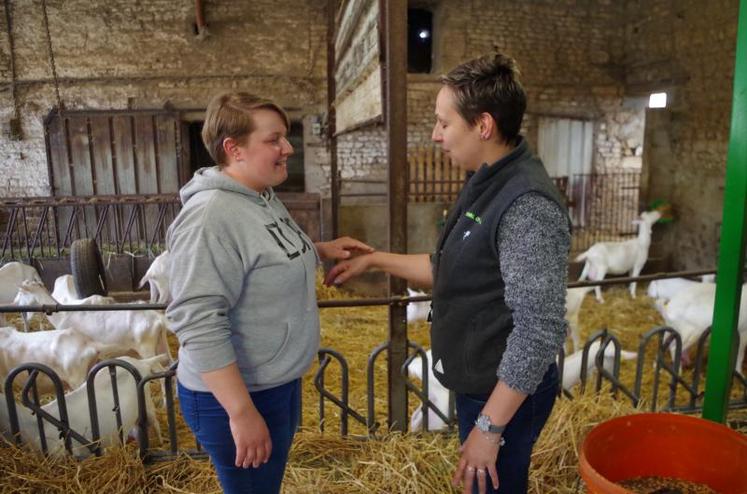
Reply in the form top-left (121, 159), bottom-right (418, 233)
top-left (0, 0), bottom-right (327, 197)
top-left (628, 0), bottom-right (740, 268)
top-left (335, 0), bottom-right (639, 184)
top-left (0, 0), bottom-right (741, 270)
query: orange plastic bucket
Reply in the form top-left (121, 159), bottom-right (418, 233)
top-left (579, 413), bottom-right (747, 493)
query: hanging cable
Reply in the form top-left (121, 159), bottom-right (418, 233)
top-left (4, 0), bottom-right (21, 139)
top-left (41, 0), bottom-right (63, 113)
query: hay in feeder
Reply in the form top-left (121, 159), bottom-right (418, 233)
top-left (0, 387), bottom-right (649, 493)
top-left (2, 275), bottom-right (746, 493)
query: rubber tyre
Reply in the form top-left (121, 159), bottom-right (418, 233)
top-left (70, 238), bottom-right (108, 297)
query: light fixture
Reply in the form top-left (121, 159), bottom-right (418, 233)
top-left (418, 29), bottom-right (430, 40)
top-left (649, 92), bottom-right (667, 108)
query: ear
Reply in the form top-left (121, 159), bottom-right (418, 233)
top-left (222, 137), bottom-right (241, 161)
top-left (477, 112), bottom-right (497, 140)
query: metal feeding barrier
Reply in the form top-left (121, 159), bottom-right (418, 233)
top-left (1, 271), bottom-right (746, 464)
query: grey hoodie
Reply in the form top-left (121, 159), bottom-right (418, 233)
top-left (166, 167), bottom-right (320, 392)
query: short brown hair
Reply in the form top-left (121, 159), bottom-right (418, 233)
top-left (201, 92), bottom-right (290, 166)
top-left (440, 53), bottom-right (526, 144)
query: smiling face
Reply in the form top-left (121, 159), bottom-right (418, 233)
top-left (431, 86), bottom-right (483, 171)
top-left (224, 109), bottom-right (294, 192)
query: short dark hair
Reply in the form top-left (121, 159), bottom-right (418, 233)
top-left (202, 92), bottom-right (290, 166)
top-left (440, 53), bottom-right (526, 144)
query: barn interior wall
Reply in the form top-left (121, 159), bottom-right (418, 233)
top-left (626, 0), bottom-right (740, 269)
top-left (0, 0), bottom-right (328, 198)
top-left (0, 0), bottom-right (740, 269)
top-left (335, 0), bottom-right (636, 195)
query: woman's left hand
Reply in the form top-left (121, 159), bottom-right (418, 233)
top-left (452, 428), bottom-right (501, 494)
top-left (315, 236), bottom-right (374, 261)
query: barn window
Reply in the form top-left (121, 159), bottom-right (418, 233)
top-left (648, 92), bottom-right (668, 108)
top-left (537, 117), bottom-right (594, 227)
top-left (408, 8), bottom-right (433, 73)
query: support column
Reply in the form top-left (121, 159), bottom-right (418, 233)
top-left (383, 0), bottom-right (409, 431)
top-left (703, 0), bottom-right (747, 422)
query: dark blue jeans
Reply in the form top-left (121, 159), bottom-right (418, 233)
top-left (177, 379), bottom-right (301, 494)
top-left (456, 363), bottom-right (559, 494)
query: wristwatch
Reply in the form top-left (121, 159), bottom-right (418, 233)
top-left (475, 413), bottom-right (506, 434)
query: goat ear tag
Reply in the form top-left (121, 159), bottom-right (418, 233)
top-left (434, 359), bottom-right (444, 374)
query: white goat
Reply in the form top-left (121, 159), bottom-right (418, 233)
top-left (561, 340), bottom-right (637, 392)
top-left (0, 354), bottom-right (166, 458)
top-left (647, 277), bottom-right (713, 304)
top-left (565, 286), bottom-right (595, 352)
top-left (0, 262), bottom-right (42, 330)
top-left (658, 282), bottom-right (747, 373)
top-left (0, 326), bottom-right (120, 394)
top-left (14, 281), bottom-right (172, 363)
top-left (407, 349), bottom-right (450, 431)
top-left (52, 274), bottom-right (115, 305)
top-left (406, 288), bottom-right (430, 323)
top-left (576, 210), bottom-right (662, 303)
top-left (138, 251), bottom-right (171, 304)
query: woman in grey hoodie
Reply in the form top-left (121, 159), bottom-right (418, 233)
top-left (167, 92), bottom-right (371, 494)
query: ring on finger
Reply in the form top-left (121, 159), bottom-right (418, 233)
top-left (467, 466), bottom-right (476, 472)
top-left (477, 468), bottom-right (486, 475)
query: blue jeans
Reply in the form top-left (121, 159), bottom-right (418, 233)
top-left (456, 363), bottom-right (559, 494)
top-left (177, 379), bottom-right (301, 494)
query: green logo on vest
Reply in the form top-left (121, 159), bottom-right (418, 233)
top-left (465, 211), bottom-right (482, 224)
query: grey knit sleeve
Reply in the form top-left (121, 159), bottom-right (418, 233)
top-left (496, 192), bottom-right (570, 395)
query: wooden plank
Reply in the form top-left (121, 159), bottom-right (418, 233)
top-left (45, 116), bottom-right (72, 250)
top-left (46, 116), bottom-right (72, 196)
top-left (153, 114), bottom-right (180, 249)
top-left (134, 115), bottom-right (159, 249)
top-left (90, 116), bottom-right (116, 247)
top-left (408, 151), bottom-right (415, 199)
top-left (112, 116), bottom-right (137, 194)
top-left (178, 121), bottom-right (191, 186)
top-left (111, 116), bottom-right (137, 249)
top-left (67, 116), bottom-right (94, 197)
top-left (418, 147), bottom-right (426, 202)
top-left (155, 114), bottom-right (179, 193)
top-left (67, 116), bottom-right (96, 239)
top-left (90, 116), bottom-right (116, 195)
top-left (134, 115), bottom-right (158, 194)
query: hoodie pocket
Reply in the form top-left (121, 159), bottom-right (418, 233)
top-left (246, 322), bottom-right (291, 371)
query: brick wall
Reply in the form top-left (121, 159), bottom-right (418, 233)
top-left (0, 0), bottom-right (327, 197)
top-left (627, 0), bottom-right (739, 268)
top-left (336, 0), bottom-right (639, 182)
top-left (0, 0), bottom-right (741, 271)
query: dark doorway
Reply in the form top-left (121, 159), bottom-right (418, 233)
top-left (279, 121), bottom-right (305, 192)
top-left (188, 121), bottom-right (215, 175)
top-left (408, 8), bottom-right (433, 74)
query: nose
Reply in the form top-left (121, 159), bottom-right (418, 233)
top-left (281, 136), bottom-right (294, 156)
top-left (431, 123), bottom-right (442, 143)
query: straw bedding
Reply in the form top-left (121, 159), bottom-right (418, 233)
top-left (1, 282), bottom-right (745, 493)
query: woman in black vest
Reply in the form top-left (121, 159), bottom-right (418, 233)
top-left (326, 53), bottom-right (570, 494)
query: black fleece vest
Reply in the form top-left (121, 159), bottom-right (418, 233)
top-left (430, 138), bottom-right (569, 394)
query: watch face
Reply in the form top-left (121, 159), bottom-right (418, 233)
top-left (476, 414), bottom-right (489, 432)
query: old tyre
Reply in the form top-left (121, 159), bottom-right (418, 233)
top-left (70, 238), bottom-right (108, 297)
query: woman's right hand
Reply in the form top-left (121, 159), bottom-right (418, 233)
top-left (229, 407), bottom-right (272, 468)
top-left (324, 252), bottom-right (376, 286)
